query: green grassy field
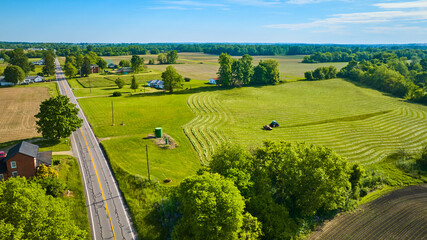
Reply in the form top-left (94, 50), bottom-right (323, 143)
top-left (79, 92), bottom-right (202, 184)
top-left (54, 155), bottom-right (90, 239)
top-left (75, 53), bottom-right (427, 181)
top-left (185, 78), bottom-right (427, 167)
top-left (74, 53), bottom-right (427, 239)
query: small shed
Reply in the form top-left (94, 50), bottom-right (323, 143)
top-left (208, 78), bottom-right (218, 84)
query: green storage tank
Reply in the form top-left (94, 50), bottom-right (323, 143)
top-left (155, 127), bottom-right (163, 138)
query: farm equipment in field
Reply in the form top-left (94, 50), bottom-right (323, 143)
top-left (263, 125), bottom-right (273, 130)
top-left (270, 120), bottom-right (279, 128)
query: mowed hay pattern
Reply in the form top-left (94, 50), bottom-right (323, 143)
top-left (308, 184), bottom-right (427, 240)
top-left (183, 93), bottom-right (233, 165)
top-left (183, 79), bottom-right (427, 165)
top-left (0, 87), bottom-right (49, 143)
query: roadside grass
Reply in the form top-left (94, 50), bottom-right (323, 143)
top-left (79, 92), bottom-right (201, 183)
top-left (35, 138), bottom-right (70, 152)
top-left (54, 155), bottom-right (90, 239)
top-left (109, 164), bottom-right (170, 239)
top-left (0, 137), bottom-right (70, 152)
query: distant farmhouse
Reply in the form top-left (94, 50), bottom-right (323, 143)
top-left (0, 141), bottom-right (52, 181)
top-left (0, 75), bottom-right (45, 86)
top-left (108, 63), bottom-right (118, 69)
top-left (118, 67), bottom-right (133, 74)
top-left (90, 65), bottom-right (99, 73)
top-left (31, 59), bottom-right (44, 65)
top-left (147, 79), bottom-right (164, 89)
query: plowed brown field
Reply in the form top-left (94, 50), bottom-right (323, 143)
top-left (308, 184), bottom-right (427, 240)
top-left (0, 87), bottom-right (49, 143)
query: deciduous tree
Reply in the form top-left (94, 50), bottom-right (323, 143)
top-left (172, 173), bottom-right (245, 240)
top-left (7, 48), bottom-right (31, 74)
top-left (35, 95), bottom-right (83, 140)
top-left (115, 77), bottom-right (125, 89)
top-left (3, 65), bottom-right (25, 84)
top-left (80, 57), bottom-right (91, 77)
top-left (97, 58), bottom-right (107, 69)
top-left (161, 66), bottom-right (183, 93)
top-left (157, 53), bottom-right (167, 64)
top-left (119, 60), bottom-right (131, 67)
top-left (166, 50), bottom-right (178, 64)
top-left (42, 50), bottom-right (55, 76)
top-left (0, 177), bottom-right (87, 239)
top-left (131, 55), bottom-right (143, 72)
top-left (130, 75), bottom-right (138, 92)
top-left (64, 62), bottom-right (77, 79)
top-left (218, 53), bottom-right (234, 87)
top-left (255, 141), bottom-right (351, 217)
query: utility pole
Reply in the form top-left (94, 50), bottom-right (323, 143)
top-left (146, 145), bottom-right (150, 181)
top-left (111, 101), bottom-right (114, 126)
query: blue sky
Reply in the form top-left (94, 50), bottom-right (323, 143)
top-left (1, 0), bottom-right (427, 43)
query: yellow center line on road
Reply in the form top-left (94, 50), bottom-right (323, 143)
top-left (59, 71), bottom-right (117, 240)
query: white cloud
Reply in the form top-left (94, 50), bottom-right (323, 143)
top-left (162, 1), bottom-right (227, 7)
top-left (286, 0), bottom-right (331, 4)
top-left (266, 10), bottom-right (427, 29)
top-left (228, 0), bottom-right (281, 6)
top-left (374, 0), bottom-right (427, 9)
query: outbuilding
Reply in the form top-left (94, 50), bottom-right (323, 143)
top-left (208, 78), bottom-right (218, 84)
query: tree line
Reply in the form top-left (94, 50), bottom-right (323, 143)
top-left (217, 53), bottom-right (280, 87)
top-left (156, 141), bottom-right (366, 239)
top-left (2, 42), bottom-right (427, 57)
top-left (304, 66), bottom-right (338, 80)
top-left (338, 55), bottom-right (427, 104)
top-left (302, 49), bottom-right (427, 63)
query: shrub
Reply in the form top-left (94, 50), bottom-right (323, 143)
top-left (115, 77), bottom-right (125, 89)
top-left (112, 91), bottom-right (122, 97)
top-left (416, 146), bottom-right (427, 170)
top-left (184, 77), bottom-right (191, 82)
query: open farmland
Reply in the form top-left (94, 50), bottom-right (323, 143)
top-left (147, 53), bottom-right (347, 81)
top-left (184, 78), bottom-right (427, 166)
top-left (0, 87), bottom-right (50, 143)
top-left (308, 184), bottom-right (427, 240)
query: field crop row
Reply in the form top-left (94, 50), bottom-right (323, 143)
top-left (308, 184), bottom-right (427, 240)
top-left (183, 79), bottom-right (427, 167)
top-left (183, 92), bottom-right (232, 165)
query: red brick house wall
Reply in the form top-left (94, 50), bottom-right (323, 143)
top-left (4, 153), bottom-right (36, 180)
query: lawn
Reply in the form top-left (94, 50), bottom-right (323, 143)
top-left (78, 92), bottom-right (201, 184)
top-left (54, 155), bottom-right (90, 239)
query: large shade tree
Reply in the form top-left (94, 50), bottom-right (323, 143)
top-left (0, 177), bottom-right (87, 239)
top-left (3, 65), bottom-right (25, 84)
top-left (35, 95), bottom-right (83, 140)
top-left (172, 173), bottom-right (246, 240)
top-left (162, 66), bottom-right (183, 93)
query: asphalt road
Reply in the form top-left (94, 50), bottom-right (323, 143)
top-left (55, 59), bottom-right (136, 240)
